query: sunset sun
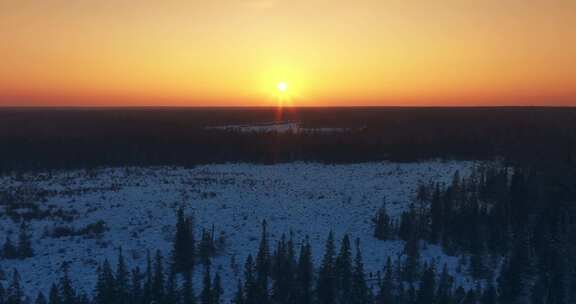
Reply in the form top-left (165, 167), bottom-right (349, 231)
top-left (277, 82), bottom-right (288, 93)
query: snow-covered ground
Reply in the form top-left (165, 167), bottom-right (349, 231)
top-left (0, 161), bottom-right (478, 300)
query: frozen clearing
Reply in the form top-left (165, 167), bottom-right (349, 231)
top-left (0, 161), bottom-right (478, 300)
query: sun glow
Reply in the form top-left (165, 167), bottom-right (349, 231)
top-left (277, 82), bottom-right (288, 92)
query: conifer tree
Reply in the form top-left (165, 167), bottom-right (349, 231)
top-left (198, 229), bottom-right (214, 267)
top-left (2, 236), bottom-right (16, 260)
top-left (376, 257), bottom-right (394, 304)
top-left (7, 270), bottom-right (23, 304)
top-left (243, 255), bottom-right (257, 304)
top-left (173, 208), bottom-right (195, 273)
top-left (296, 239), bottom-right (313, 304)
top-left (335, 234), bottom-right (353, 303)
top-left (0, 283), bottom-right (5, 304)
top-left (152, 251), bottom-right (165, 303)
top-left (49, 283), bottom-right (61, 304)
top-left (317, 231), bottom-right (336, 304)
top-left (233, 280), bottom-right (244, 304)
top-left (59, 267), bottom-right (76, 304)
top-left (143, 251), bottom-right (153, 304)
top-left (35, 292), bottom-right (47, 304)
top-left (255, 220), bottom-right (270, 304)
top-left (436, 264), bottom-right (453, 304)
top-left (130, 267), bottom-right (143, 304)
top-left (182, 270), bottom-right (196, 304)
top-left (165, 268), bottom-right (178, 304)
top-left (350, 239), bottom-right (371, 304)
top-left (416, 263), bottom-right (436, 304)
top-left (115, 248), bottom-right (129, 304)
top-left (200, 266), bottom-right (212, 304)
top-left (211, 272), bottom-right (223, 304)
top-left (374, 207), bottom-right (392, 240)
top-left (17, 222), bottom-right (33, 259)
top-left (481, 281), bottom-right (497, 304)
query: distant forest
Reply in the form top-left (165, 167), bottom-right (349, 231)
top-left (0, 107), bottom-right (575, 172)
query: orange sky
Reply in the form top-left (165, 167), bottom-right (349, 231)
top-left (1, 0), bottom-right (575, 106)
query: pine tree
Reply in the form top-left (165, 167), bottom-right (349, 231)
top-left (296, 239), bottom-right (313, 304)
top-left (59, 267), bottom-right (76, 304)
top-left (350, 239), bottom-right (371, 304)
top-left (436, 264), bottom-right (453, 304)
top-left (211, 272), bottom-right (223, 304)
top-left (271, 235), bottom-right (288, 304)
top-left (143, 251), bottom-right (153, 304)
top-left (2, 236), bottom-right (17, 260)
top-left (165, 269), bottom-right (178, 304)
top-left (0, 283), bottom-right (6, 304)
top-left (403, 235), bottom-right (420, 283)
top-left (200, 266), bottom-right (212, 304)
top-left (335, 234), bottom-right (353, 303)
top-left (376, 257), bottom-right (394, 304)
top-left (374, 207), bottom-right (392, 240)
top-left (182, 270), bottom-right (196, 304)
top-left (233, 280), bottom-right (244, 304)
top-left (317, 232), bottom-right (336, 304)
top-left (462, 289), bottom-right (478, 304)
top-left (130, 267), bottom-right (143, 304)
top-left (243, 255), bottom-right (257, 304)
top-left (173, 208), bottom-right (195, 273)
top-left (16, 222), bottom-right (33, 259)
top-left (7, 270), bottom-right (23, 304)
top-left (416, 263), bottom-right (436, 304)
top-left (198, 229), bottom-right (214, 267)
top-left (49, 283), bottom-right (61, 304)
top-left (94, 260), bottom-right (115, 304)
top-left (481, 281), bottom-right (497, 304)
top-left (255, 220), bottom-right (270, 304)
top-left (152, 251), bottom-right (165, 303)
top-left (115, 248), bottom-right (129, 304)
top-left (35, 292), bottom-right (47, 304)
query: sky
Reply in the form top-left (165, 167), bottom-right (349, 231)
top-left (1, 0), bottom-right (575, 107)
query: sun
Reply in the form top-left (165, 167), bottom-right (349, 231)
top-left (277, 82), bottom-right (288, 92)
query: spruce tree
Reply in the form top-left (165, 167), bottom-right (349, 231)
top-left (7, 270), bottom-right (23, 304)
top-left (16, 222), bottom-right (33, 259)
top-left (335, 234), bottom-right (353, 303)
top-left (165, 269), bottom-right (178, 304)
top-left (200, 266), bottom-right (212, 304)
top-left (152, 251), bottom-right (165, 303)
top-left (35, 292), bottom-right (47, 304)
top-left (182, 270), bottom-right (196, 304)
top-left (2, 236), bottom-right (16, 260)
top-left (350, 239), bottom-right (371, 304)
top-left (317, 231), bottom-right (336, 304)
top-left (211, 272), bottom-right (223, 304)
top-left (59, 267), bottom-right (76, 304)
top-left (243, 255), bottom-right (257, 304)
top-left (481, 281), bottom-right (497, 304)
top-left (0, 283), bottom-right (5, 304)
top-left (143, 251), bottom-right (153, 304)
top-left (233, 280), bottom-right (244, 304)
top-left (130, 267), bottom-right (143, 304)
top-left (376, 257), bottom-right (394, 304)
top-left (173, 208), bottom-right (195, 273)
top-left (296, 239), bottom-right (313, 304)
top-left (255, 220), bottom-right (270, 304)
top-left (115, 248), bottom-right (129, 304)
top-left (198, 229), bottom-right (214, 267)
top-left (374, 207), bottom-right (392, 240)
top-left (49, 283), bottom-right (61, 304)
top-left (416, 263), bottom-right (436, 304)
top-left (436, 264), bottom-right (453, 304)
